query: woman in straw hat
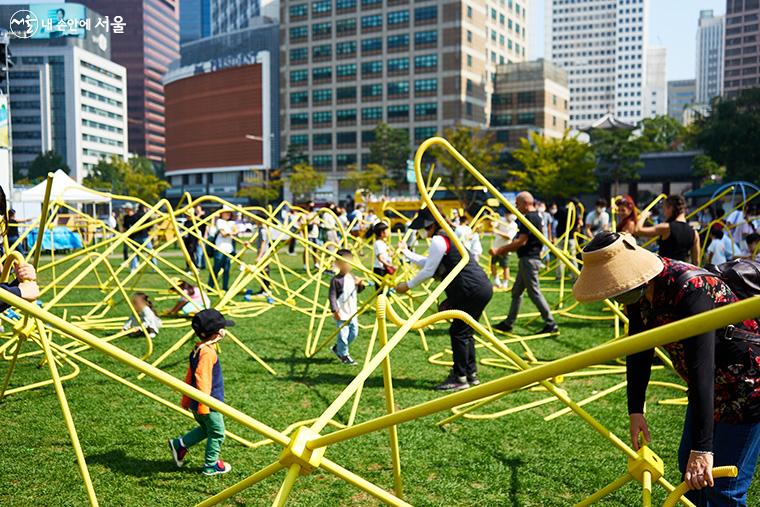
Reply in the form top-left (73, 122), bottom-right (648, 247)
top-left (573, 232), bottom-right (760, 506)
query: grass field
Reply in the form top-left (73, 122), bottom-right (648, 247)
top-left (0, 246), bottom-right (757, 506)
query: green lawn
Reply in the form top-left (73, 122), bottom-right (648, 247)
top-left (0, 248), bottom-right (757, 506)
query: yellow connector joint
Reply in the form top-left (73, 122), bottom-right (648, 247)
top-left (278, 426), bottom-right (326, 475)
top-left (627, 445), bottom-right (664, 484)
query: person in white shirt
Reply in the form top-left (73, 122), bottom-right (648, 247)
top-left (349, 204), bottom-right (364, 237)
top-left (454, 216), bottom-right (483, 263)
top-left (371, 222), bottom-right (396, 277)
top-left (490, 213), bottom-right (518, 288)
top-left (585, 198), bottom-right (611, 237)
top-left (208, 206), bottom-right (237, 290)
top-left (704, 228), bottom-right (729, 266)
top-left (329, 249), bottom-right (366, 365)
top-left (122, 292), bottom-right (162, 338)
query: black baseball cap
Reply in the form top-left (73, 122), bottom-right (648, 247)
top-left (409, 208), bottom-right (437, 230)
top-left (192, 309), bottom-right (234, 339)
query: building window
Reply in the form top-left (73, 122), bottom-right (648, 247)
top-left (517, 112), bottom-right (536, 123)
top-left (362, 107), bottom-right (383, 120)
top-left (312, 44), bottom-right (332, 59)
top-left (336, 18), bottom-right (356, 35)
top-left (336, 63), bottom-right (357, 78)
top-left (290, 113), bottom-right (308, 126)
top-left (387, 57), bottom-right (409, 72)
top-left (361, 0), bottom-right (381, 7)
top-left (491, 114), bottom-right (511, 126)
top-left (362, 130), bottom-right (376, 143)
top-left (312, 22), bottom-right (331, 37)
top-left (387, 104), bottom-right (409, 120)
top-left (491, 8), bottom-right (496, 19)
top-left (290, 91), bottom-right (308, 106)
top-left (414, 102), bottom-right (437, 118)
top-left (362, 37), bottom-right (382, 53)
top-left (336, 131), bottom-right (357, 145)
top-left (337, 109), bottom-right (357, 123)
top-left (387, 81), bottom-right (409, 95)
top-left (415, 127), bottom-right (437, 141)
top-left (517, 91), bottom-right (535, 104)
top-left (387, 10), bottom-right (410, 26)
top-left (362, 83), bottom-right (383, 98)
top-left (289, 26), bottom-right (308, 42)
top-left (312, 88), bottom-right (332, 103)
top-left (337, 154), bottom-right (357, 168)
top-left (336, 0), bottom-right (356, 10)
top-left (414, 30), bottom-right (437, 47)
top-left (466, 30), bottom-right (472, 43)
top-left (291, 134), bottom-right (308, 146)
top-left (337, 86), bottom-right (357, 100)
top-left (466, 54), bottom-right (472, 67)
top-left (313, 111), bottom-right (333, 124)
top-left (312, 66), bottom-right (332, 81)
top-left (466, 79), bottom-right (473, 93)
top-left (313, 133), bottom-right (332, 146)
top-left (312, 155), bottom-right (332, 168)
top-left (466, 5), bottom-right (472, 18)
top-left (414, 54), bottom-right (437, 71)
top-left (415, 6), bottom-right (437, 23)
top-left (361, 60), bottom-right (383, 77)
top-left (289, 3), bottom-right (308, 18)
top-left (336, 40), bottom-right (357, 56)
top-left (290, 69), bottom-right (308, 84)
top-left (290, 47), bottom-right (308, 63)
top-left (387, 34), bottom-right (409, 50)
top-left (312, 0), bottom-right (331, 15)
top-left (361, 14), bottom-right (382, 29)
top-left (414, 78), bottom-right (437, 93)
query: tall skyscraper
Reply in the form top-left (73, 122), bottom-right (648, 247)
top-left (280, 0), bottom-right (529, 201)
top-left (645, 47), bottom-right (666, 118)
top-left (80, 0), bottom-right (180, 163)
top-left (211, 0), bottom-right (269, 35)
top-left (545, 0), bottom-right (649, 128)
top-left (667, 79), bottom-right (696, 124)
top-left (695, 9), bottom-right (724, 104)
top-left (723, 0), bottom-right (758, 98)
top-left (180, 0), bottom-right (212, 44)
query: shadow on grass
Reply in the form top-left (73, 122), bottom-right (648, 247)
top-left (88, 449), bottom-right (183, 477)
top-left (466, 438), bottom-right (525, 507)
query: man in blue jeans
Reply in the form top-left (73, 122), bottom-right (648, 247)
top-left (208, 206), bottom-right (237, 290)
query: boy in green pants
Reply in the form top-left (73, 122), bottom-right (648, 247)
top-left (168, 309), bottom-right (233, 475)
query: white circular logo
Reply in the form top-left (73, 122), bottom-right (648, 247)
top-left (9, 10), bottom-right (39, 39)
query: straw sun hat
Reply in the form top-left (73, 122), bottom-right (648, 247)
top-left (573, 233), bottom-right (664, 303)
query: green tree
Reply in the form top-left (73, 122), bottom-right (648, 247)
top-left (287, 162), bottom-right (325, 200)
top-left (26, 151), bottom-right (70, 182)
top-left (345, 163), bottom-right (396, 194)
top-left (589, 128), bottom-right (643, 195)
top-left (431, 125), bottom-right (505, 209)
top-left (509, 132), bottom-right (597, 200)
top-left (692, 153), bottom-right (726, 186)
top-left (280, 143), bottom-right (308, 173)
top-left (637, 115), bottom-right (687, 152)
top-left (368, 122), bottom-right (410, 183)
top-left (237, 169), bottom-right (283, 205)
top-left (83, 155), bottom-right (169, 202)
top-left (691, 88), bottom-right (760, 184)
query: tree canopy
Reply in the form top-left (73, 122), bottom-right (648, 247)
top-left (588, 127), bottom-right (643, 194)
top-left (287, 162), bottom-right (325, 200)
top-left (345, 163), bottom-right (395, 194)
top-left (237, 169), bottom-right (283, 205)
top-left (637, 115), bottom-right (687, 152)
top-left (83, 156), bottom-right (169, 202)
top-left (367, 122), bottom-right (410, 184)
top-left (24, 151), bottom-right (70, 182)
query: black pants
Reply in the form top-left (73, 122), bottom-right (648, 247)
top-left (448, 284), bottom-right (493, 378)
top-left (373, 267), bottom-right (387, 277)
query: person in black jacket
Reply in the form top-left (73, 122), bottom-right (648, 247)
top-left (396, 209), bottom-right (493, 391)
top-left (574, 232), bottom-right (760, 506)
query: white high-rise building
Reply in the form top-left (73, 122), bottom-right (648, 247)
top-left (645, 47), bottom-right (666, 118)
top-left (211, 0), bottom-right (279, 35)
top-left (545, 0), bottom-right (649, 128)
top-left (695, 9), bottom-right (724, 104)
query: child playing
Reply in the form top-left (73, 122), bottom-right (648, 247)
top-left (168, 309), bottom-right (234, 475)
top-left (122, 292), bottom-right (162, 338)
top-left (329, 249), bottom-right (365, 365)
top-left (490, 213), bottom-right (517, 288)
top-left (704, 227), bottom-right (729, 265)
top-left (371, 222), bottom-right (396, 277)
top-left (746, 232), bottom-right (760, 262)
top-left (165, 280), bottom-right (209, 317)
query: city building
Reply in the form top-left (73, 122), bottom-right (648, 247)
top-left (644, 47), bottom-right (666, 118)
top-left (545, 0), bottom-right (650, 128)
top-left (164, 23), bottom-right (278, 203)
top-left (211, 0), bottom-right (279, 35)
top-left (667, 79), bottom-right (696, 124)
top-left (80, 0), bottom-right (179, 164)
top-left (695, 9), bottom-right (724, 104)
top-left (280, 0), bottom-right (529, 201)
top-left (723, 0), bottom-right (759, 98)
top-left (490, 59), bottom-right (569, 149)
top-left (0, 4), bottom-right (128, 182)
top-left (180, 0), bottom-right (212, 44)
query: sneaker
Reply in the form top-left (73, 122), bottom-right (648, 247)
top-left (467, 373), bottom-right (481, 386)
top-left (493, 276), bottom-right (502, 287)
top-left (493, 320), bottom-right (513, 333)
top-left (331, 345), bottom-right (342, 361)
top-left (168, 439), bottom-right (187, 468)
top-left (203, 460), bottom-right (232, 476)
top-left (435, 373), bottom-right (469, 391)
top-left (539, 323), bottom-right (559, 334)
top-left (342, 355), bottom-right (358, 366)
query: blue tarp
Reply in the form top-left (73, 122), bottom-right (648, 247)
top-left (27, 227), bottom-right (83, 251)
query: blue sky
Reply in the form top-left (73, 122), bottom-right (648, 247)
top-left (531, 0), bottom-right (727, 81)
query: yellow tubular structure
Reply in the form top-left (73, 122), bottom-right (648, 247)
top-left (661, 467), bottom-right (738, 507)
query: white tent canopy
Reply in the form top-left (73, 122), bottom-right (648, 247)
top-left (18, 170), bottom-right (110, 204)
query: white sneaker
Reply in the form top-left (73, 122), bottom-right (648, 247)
top-left (494, 276), bottom-right (502, 287)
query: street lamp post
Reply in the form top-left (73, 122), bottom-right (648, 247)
top-left (244, 133), bottom-right (273, 204)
